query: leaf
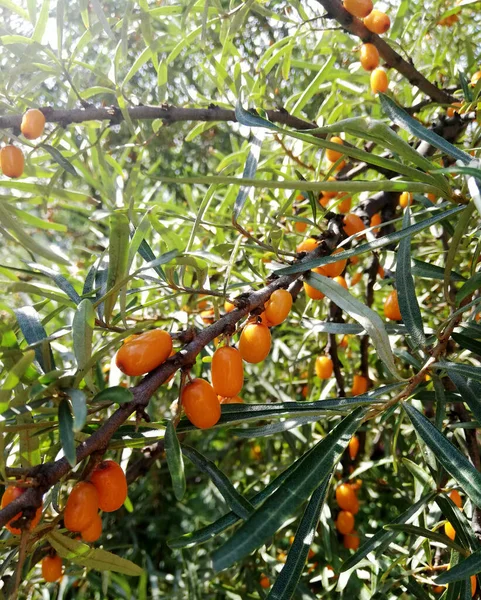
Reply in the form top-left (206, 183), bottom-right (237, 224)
top-left (92, 386), bottom-right (133, 404)
top-left (104, 213), bottom-right (130, 323)
top-left (411, 259), bottom-right (465, 283)
top-left (444, 203), bottom-right (475, 305)
top-left (47, 531), bottom-right (143, 575)
top-left (384, 524), bottom-right (468, 555)
top-left (89, 0), bottom-right (116, 40)
top-left (165, 421), bottom-right (186, 502)
top-left (446, 372), bottom-right (481, 424)
top-left (212, 407), bottom-right (366, 572)
top-left (267, 477), bottom-right (330, 599)
top-left (72, 299), bottom-right (95, 375)
top-left (403, 403), bottom-right (481, 508)
top-left (41, 144), bottom-right (78, 176)
top-left (234, 100), bottom-right (278, 130)
top-left (232, 131), bottom-right (265, 227)
top-left (452, 333), bottom-right (481, 356)
top-left (182, 446), bottom-right (254, 520)
top-left (31, 0), bottom-right (49, 42)
top-left (14, 306), bottom-right (55, 373)
top-left (58, 398), bottom-right (76, 467)
top-left (67, 389), bottom-right (87, 433)
top-left (396, 207), bottom-right (426, 348)
top-left (305, 272), bottom-right (400, 378)
top-left (436, 549), bottom-right (481, 585)
top-left (27, 262), bottom-right (81, 305)
top-left (456, 272), bottom-right (481, 306)
top-left (436, 361), bottom-right (481, 383)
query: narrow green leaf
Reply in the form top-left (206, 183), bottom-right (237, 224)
top-left (67, 389), bottom-right (87, 433)
top-left (104, 213), bottom-right (130, 323)
top-left (446, 372), bottom-right (481, 424)
top-left (452, 333), bottom-right (481, 356)
top-left (73, 299), bottom-right (95, 374)
top-left (27, 262), bottom-right (81, 305)
top-left (41, 144), bottom-right (78, 176)
top-left (456, 272), bottom-right (481, 306)
top-left (436, 549), bottom-right (481, 585)
top-left (232, 132), bottom-right (265, 226)
top-left (396, 207), bottom-right (426, 348)
top-left (436, 361), bottom-right (481, 382)
top-left (31, 0), bottom-right (49, 42)
top-left (384, 523), bottom-right (468, 555)
top-left (435, 495), bottom-right (478, 551)
top-left (212, 407), bottom-right (366, 572)
top-left (92, 386), bottom-right (133, 404)
top-left (14, 306), bottom-right (55, 373)
top-left (58, 398), bottom-right (76, 467)
top-left (412, 259), bottom-right (465, 283)
top-left (403, 403), bottom-right (481, 508)
top-left (89, 0), bottom-right (116, 40)
top-left (165, 421), bottom-right (186, 501)
top-left (444, 203), bottom-right (475, 305)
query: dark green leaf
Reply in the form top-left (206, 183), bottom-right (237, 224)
top-left (67, 389), bottom-right (87, 433)
top-left (456, 273), bottom-right (481, 306)
top-left (384, 524), bottom-right (467, 555)
top-left (14, 306), bottom-right (55, 373)
top-left (72, 299), bottom-right (95, 374)
top-left (452, 333), bottom-right (481, 356)
top-left (58, 398), bottom-right (76, 467)
top-left (92, 386), bottom-right (133, 404)
top-left (165, 421), bottom-right (186, 502)
top-left (446, 372), bottom-right (481, 424)
top-left (27, 262), bottom-right (81, 304)
top-left (436, 361), bottom-right (481, 382)
top-left (41, 144), bottom-right (78, 176)
top-left (233, 132), bottom-right (265, 226)
top-left (436, 549), bottom-right (481, 585)
top-left (104, 213), bottom-right (130, 323)
top-left (411, 259), bottom-right (466, 283)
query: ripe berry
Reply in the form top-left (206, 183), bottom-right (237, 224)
top-left (333, 275), bottom-right (348, 290)
top-left (351, 374), bottom-right (369, 396)
top-left (472, 575), bottom-right (477, 597)
top-left (378, 264), bottom-right (385, 279)
top-left (349, 435), bottom-right (360, 460)
top-left (449, 489), bottom-right (462, 509)
top-left (351, 272), bottom-right (362, 286)
top-left (343, 0), bottom-right (373, 18)
top-left (315, 356), bottom-right (333, 379)
top-left (239, 323), bottom-right (271, 363)
top-left (320, 176), bottom-right (338, 199)
top-left (219, 395), bottom-right (244, 404)
top-left (317, 248), bottom-right (348, 278)
top-left (90, 460), bottom-right (128, 512)
top-left (211, 346), bottom-right (244, 397)
top-left (336, 510), bottom-right (355, 535)
top-left (224, 300), bottom-right (235, 312)
top-left (1, 145), bottom-right (24, 178)
top-left (64, 482), bottom-right (99, 532)
top-left (343, 531), bottom-right (360, 550)
top-left (370, 213), bottom-right (382, 234)
top-left (296, 237), bottom-right (319, 253)
top-left (337, 196), bottom-right (352, 213)
top-left (304, 268), bottom-right (325, 300)
top-left (343, 214), bottom-right (366, 237)
top-left (446, 102), bottom-right (463, 117)
top-left (21, 109), bottom-right (46, 140)
top-left (326, 137), bottom-right (344, 163)
top-left (399, 192), bottom-right (413, 208)
top-left (319, 194), bottom-right (330, 208)
top-left (294, 220), bottom-right (307, 233)
top-left (370, 68), bottom-right (388, 94)
top-left (116, 329), bottom-right (172, 376)
top-left (181, 378), bottom-right (221, 429)
top-left (42, 554), bottom-right (63, 582)
top-left (360, 43), bottom-right (380, 71)
top-left (265, 289), bottom-right (293, 326)
top-left (1, 486), bottom-right (42, 535)
top-left (426, 193), bottom-right (436, 203)
top-left (81, 512), bottom-right (102, 542)
top-left (445, 521), bottom-right (456, 540)
top-left (438, 14), bottom-right (458, 26)
top-left (336, 483), bottom-right (359, 514)
top-left (363, 9), bottom-right (390, 34)
top-left (471, 71), bottom-right (481, 86)
top-left (260, 575), bottom-right (270, 589)
top-left (384, 290), bottom-right (402, 321)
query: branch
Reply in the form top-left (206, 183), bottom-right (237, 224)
top-left (314, 0), bottom-right (454, 105)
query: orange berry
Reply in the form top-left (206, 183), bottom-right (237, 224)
top-left (304, 273), bottom-right (325, 300)
top-left (384, 290), bottom-right (402, 321)
top-left (0, 145), bottom-right (24, 178)
top-left (370, 68), bottom-right (388, 94)
top-left (447, 102), bottom-right (463, 117)
top-left (449, 489), bottom-right (462, 509)
top-left (445, 521), bottom-right (456, 540)
top-left (399, 192), bottom-right (413, 208)
top-left (350, 255), bottom-right (359, 265)
top-left (200, 308), bottom-right (215, 324)
top-left (64, 482), bottom-right (99, 532)
top-left (315, 356), bottom-right (333, 379)
top-left (331, 158), bottom-right (346, 172)
top-left (351, 374), bottom-right (368, 396)
top-left (471, 70), bottom-right (481, 86)
top-left (426, 193), bottom-right (436, 203)
top-left (219, 395), bottom-right (244, 404)
top-left (321, 176), bottom-right (338, 199)
top-left (432, 585), bottom-right (445, 594)
top-left (472, 575), bottom-right (477, 597)
top-left (116, 329), bottom-right (172, 376)
top-left (224, 300), bottom-right (235, 313)
top-left (337, 196), bottom-right (352, 214)
top-left (317, 248), bottom-right (348, 278)
top-left (21, 108), bottom-right (46, 140)
top-left (343, 0), bottom-right (373, 18)
top-left (265, 289), bottom-right (293, 326)
top-left (363, 9), bottom-right (390, 34)
top-left (343, 531), bottom-right (360, 550)
top-left (81, 512), bottom-right (102, 542)
top-left (333, 275), bottom-right (348, 290)
top-left (297, 237), bottom-right (319, 253)
top-left (319, 194), bottom-right (330, 208)
top-left (326, 137), bottom-right (344, 163)
top-left (349, 435), bottom-right (360, 460)
top-left (239, 323), bottom-right (271, 363)
top-left (211, 346), bottom-right (244, 397)
top-left (336, 510), bottom-right (355, 535)
top-left (1, 486), bottom-right (42, 535)
top-left (377, 264), bottom-right (385, 279)
top-left (370, 212), bottom-right (382, 233)
top-left (301, 384), bottom-right (309, 397)
top-left (343, 213), bottom-right (366, 237)
top-left (351, 272), bottom-right (362, 286)
top-left (90, 460), bottom-right (127, 513)
top-left (197, 294), bottom-right (209, 310)
top-left (294, 220), bottom-right (308, 233)
top-left (336, 483), bottom-right (359, 514)
top-left (438, 14), bottom-right (459, 26)
top-left (360, 43), bottom-right (380, 71)
top-left (42, 555), bottom-right (63, 583)
top-left (260, 576), bottom-right (270, 589)
top-left (339, 335), bottom-right (349, 348)
top-left (181, 378), bottom-right (221, 429)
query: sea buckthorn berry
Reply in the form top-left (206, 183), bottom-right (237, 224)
top-left (445, 521), bottom-right (456, 540)
top-left (336, 483), bottom-right (359, 514)
top-left (426, 193), bottom-right (436, 203)
top-left (265, 289), bottom-right (293, 326)
top-left (1, 486), bottom-right (42, 535)
top-left (343, 213), bottom-right (366, 237)
top-left (315, 356), bottom-right (333, 380)
top-left (319, 194), bottom-right (330, 208)
top-left (297, 237), bottom-right (319, 253)
top-left (363, 9), bottom-right (391, 34)
top-left (449, 489), bottom-right (462, 509)
top-left (211, 346), bottom-right (244, 397)
top-left (351, 272), bottom-right (362, 286)
top-left (304, 270), bottom-right (325, 300)
top-left (360, 43), bottom-right (380, 71)
top-left (337, 196), bottom-right (352, 214)
top-left (116, 329), bottom-right (172, 376)
top-left (317, 248), bottom-right (348, 278)
top-left (333, 275), bottom-right (348, 290)
top-left (378, 264), bottom-right (385, 279)
top-left (90, 460), bottom-right (128, 513)
top-left (370, 68), bottom-right (388, 94)
top-left (0, 145), bottom-right (24, 178)
top-left (370, 212), bottom-right (382, 233)
top-left (438, 14), bottom-right (458, 26)
top-left (224, 300), bottom-right (235, 313)
top-left (447, 102), bottom-right (463, 117)
top-left (343, 0), bottom-right (373, 18)
top-left (349, 435), bottom-right (360, 460)
top-left (239, 323), bottom-right (271, 363)
top-left (336, 510), bottom-right (355, 535)
top-left (42, 555), bottom-right (63, 583)
top-left (331, 159), bottom-right (346, 172)
top-left (340, 335), bottom-right (349, 348)
top-left (471, 71), bottom-right (481, 86)
top-left (81, 512), bottom-right (102, 542)
top-left (326, 137), bottom-right (344, 163)
top-left (384, 290), bottom-right (402, 321)
top-left (399, 192), bottom-right (413, 208)
top-left (21, 108), bottom-right (46, 140)
top-left (64, 482), bottom-right (99, 532)
top-left (260, 575), bottom-right (270, 589)
top-left (197, 294), bottom-right (209, 310)
top-left (219, 395), bottom-right (244, 404)
top-left (351, 374), bottom-right (369, 396)
top-left (472, 575), bottom-right (477, 597)
top-left (201, 308), bottom-right (215, 324)
top-left (181, 378), bottom-right (221, 429)
top-left (433, 585), bottom-right (445, 594)
top-left (350, 255), bottom-right (359, 265)
top-left (294, 220), bottom-right (307, 233)
top-left (343, 531), bottom-right (360, 550)
top-left (321, 176), bottom-right (338, 199)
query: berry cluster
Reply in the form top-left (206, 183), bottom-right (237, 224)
top-left (0, 109), bottom-right (45, 178)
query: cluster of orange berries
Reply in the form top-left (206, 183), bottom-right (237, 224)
top-left (334, 442), bottom-right (362, 550)
top-left (1, 459), bottom-right (127, 582)
top-left (342, 0), bottom-right (390, 94)
top-left (0, 109), bottom-right (46, 178)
